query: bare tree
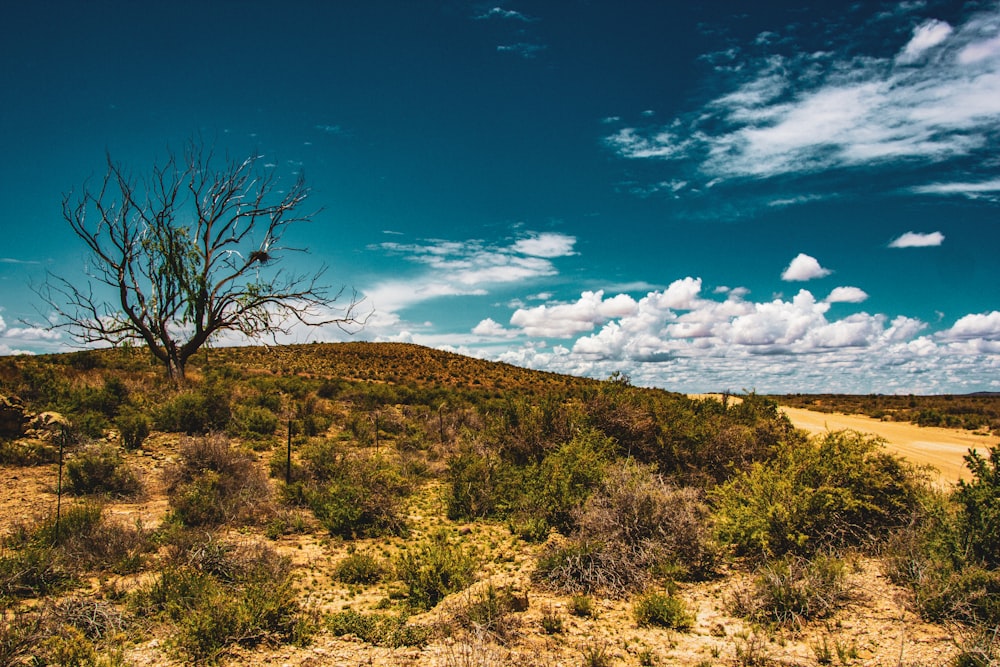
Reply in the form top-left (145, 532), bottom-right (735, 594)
top-left (38, 140), bottom-right (366, 380)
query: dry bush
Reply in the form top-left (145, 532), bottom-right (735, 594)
top-left (447, 581), bottom-right (526, 646)
top-left (728, 554), bottom-right (852, 629)
top-left (533, 461), bottom-right (716, 597)
top-left (163, 434), bottom-right (271, 527)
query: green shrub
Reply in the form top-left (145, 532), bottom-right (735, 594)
top-left (299, 443), bottom-right (410, 538)
top-left (326, 610), bottom-right (430, 648)
top-left (0, 544), bottom-right (70, 599)
top-left (231, 405), bottom-right (279, 439)
top-left (115, 409), bottom-right (151, 450)
top-left (17, 503), bottom-right (152, 575)
top-left (0, 604), bottom-right (50, 665)
top-left (65, 445), bottom-right (141, 497)
top-left (396, 531), bottom-right (478, 610)
top-left (133, 540), bottom-right (310, 662)
top-left (0, 439), bottom-right (58, 466)
top-left (445, 446), bottom-right (519, 521)
top-left (155, 384), bottom-right (231, 434)
top-left (333, 552), bottom-right (387, 585)
top-left (518, 429), bottom-right (613, 535)
top-left (712, 430), bottom-right (924, 559)
top-left (569, 594), bottom-right (596, 618)
top-left (954, 446), bottom-right (1000, 568)
top-left (632, 589), bottom-right (694, 629)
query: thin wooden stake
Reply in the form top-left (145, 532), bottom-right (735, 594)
top-left (55, 426), bottom-right (66, 545)
top-left (286, 418), bottom-right (293, 486)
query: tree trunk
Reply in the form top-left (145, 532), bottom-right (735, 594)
top-left (166, 355), bottom-right (187, 382)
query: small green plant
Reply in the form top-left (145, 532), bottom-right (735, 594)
top-left (395, 530), bottom-right (477, 610)
top-left (632, 589), bottom-right (694, 629)
top-left (540, 605), bottom-right (564, 634)
top-left (580, 639), bottom-right (614, 667)
top-left (570, 594), bottom-right (596, 618)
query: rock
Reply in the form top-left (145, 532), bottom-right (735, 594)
top-left (0, 394), bottom-right (29, 438)
top-left (26, 411), bottom-right (72, 440)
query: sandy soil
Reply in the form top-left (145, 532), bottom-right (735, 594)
top-left (780, 407), bottom-right (997, 486)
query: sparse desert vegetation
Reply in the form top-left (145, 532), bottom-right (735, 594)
top-left (1, 342), bottom-right (997, 666)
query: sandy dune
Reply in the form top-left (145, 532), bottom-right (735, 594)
top-left (781, 406), bottom-right (997, 485)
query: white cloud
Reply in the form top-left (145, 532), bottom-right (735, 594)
top-left (364, 231), bottom-right (575, 321)
top-left (896, 19), bottom-right (953, 64)
top-left (825, 286), bottom-right (868, 303)
top-left (509, 290), bottom-right (637, 338)
top-left (471, 317), bottom-right (517, 338)
top-left (512, 232), bottom-right (578, 258)
top-left (888, 231), bottom-right (945, 247)
top-left (781, 253), bottom-right (832, 281)
top-left (940, 311), bottom-right (1000, 341)
top-left (474, 278), bottom-right (1000, 393)
top-left (604, 128), bottom-right (688, 159)
top-left (476, 7), bottom-right (533, 22)
top-left (605, 6), bottom-right (1000, 195)
top-left (912, 179), bottom-right (1000, 197)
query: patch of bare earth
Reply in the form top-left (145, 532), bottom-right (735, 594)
top-left (780, 406), bottom-right (997, 485)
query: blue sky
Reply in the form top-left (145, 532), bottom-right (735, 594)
top-left (2, 1), bottom-right (999, 394)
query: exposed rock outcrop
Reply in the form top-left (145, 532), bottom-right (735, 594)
top-left (0, 394), bottom-right (29, 438)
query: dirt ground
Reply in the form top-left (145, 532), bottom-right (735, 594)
top-left (779, 407), bottom-right (997, 486)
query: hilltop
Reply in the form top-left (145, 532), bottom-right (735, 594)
top-left (0, 343), bottom-right (997, 666)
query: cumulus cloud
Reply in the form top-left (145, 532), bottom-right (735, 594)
top-left (509, 290), bottom-right (637, 338)
top-left (940, 311), bottom-right (1000, 341)
top-left (605, 6), bottom-right (1000, 198)
top-left (781, 253), bottom-right (832, 281)
top-left (472, 317), bottom-right (518, 338)
top-left (478, 278), bottom-right (1000, 393)
top-left (825, 286), bottom-right (868, 303)
top-left (889, 231), bottom-right (945, 248)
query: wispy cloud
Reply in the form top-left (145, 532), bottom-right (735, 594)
top-left (781, 253), bottom-right (832, 281)
top-left (889, 231), bottom-right (945, 248)
top-left (912, 178), bottom-right (1000, 198)
top-left (364, 231), bottom-right (576, 317)
top-left (0, 258), bottom-right (40, 265)
top-left (605, 6), bottom-right (1000, 200)
top-left (497, 43), bottom-right (546, 58)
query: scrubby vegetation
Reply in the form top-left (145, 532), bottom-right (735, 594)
top-left (0, 343), bottom-right (996, 665)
